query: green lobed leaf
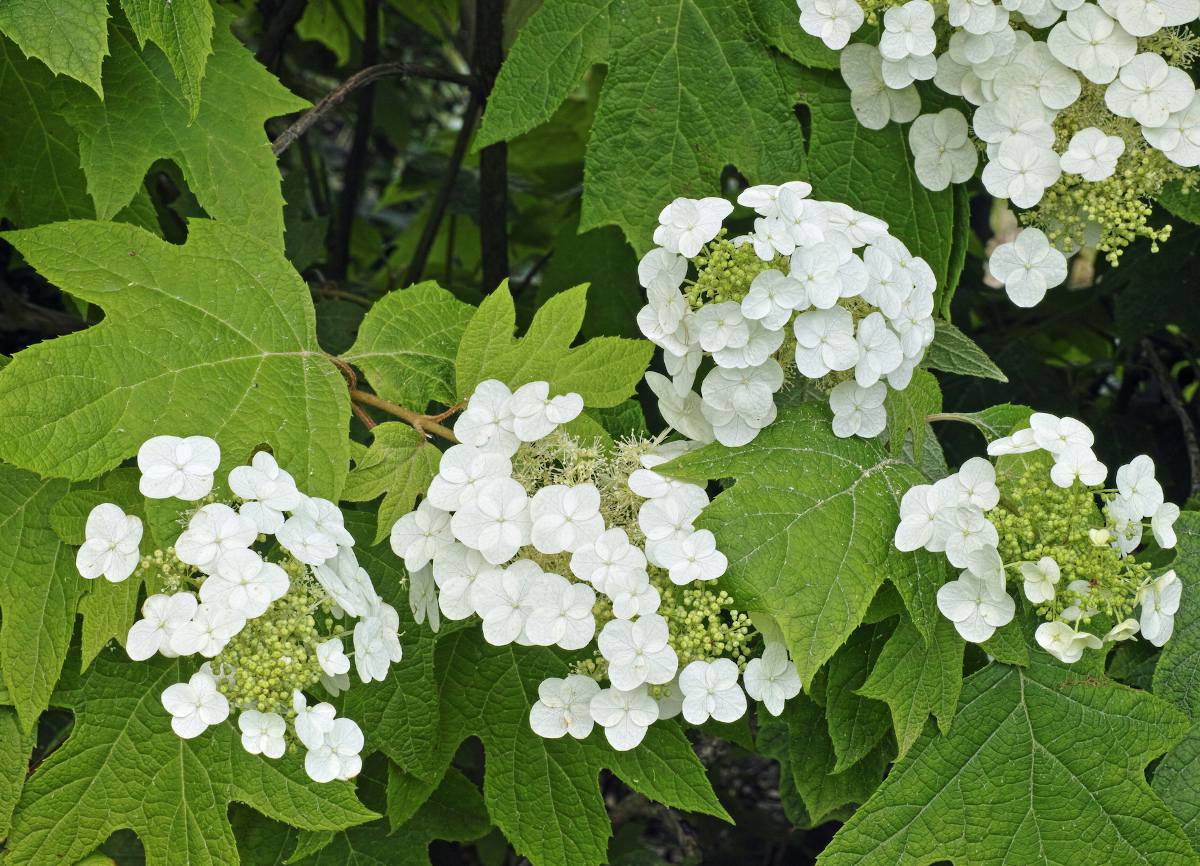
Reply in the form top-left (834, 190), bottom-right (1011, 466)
top-left (0, 219), bottom-right (350, 499)
top-left (857, 615), bottom-right (965, 761)
top-left (0, 464), bottom-right (80, 732)
top-left (66, 11), bottom-right (307, 248)
top-left (455, 281), bottom-right (653, 407)
top-left (5, 652), bottom-right (377, 865)
top-left (924, 320), bottom-right (1008, 382)
top-left (476, 0), bottom-right (611, 148)
top-left (119, 0), bottom-right (215, 121)
top-left (342, 281), bottom-right (474, 410)
top-left (0, 0), bottom-right (108, 94)
top-left (884, 368), bottom-right (942, 460)
top-left (747, 0), bottom-right (839, 68)
top-left (341, 423), bottom-right (442, 544)
top-left (0, 706), bottom-right (33, 839)
top-left (662, 403), bottom-right (952, 684)
top-left (824, 619), bottom-right (894, 773)
top-left (819, 646), bottom-right (1196, 866)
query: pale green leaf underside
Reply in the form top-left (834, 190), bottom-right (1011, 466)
top-left (664, 403), bottom-right (951, 684)
top-left (0, 0), bottom-right (108, 94)
top-left (6, 653), bottom-right (377, 865)
top-left (0, 219), bottom-right (350, 499)
top-left (120, 0), bottom-right (215, 121)
top-left (820, 650), bottom-right (1196, 866)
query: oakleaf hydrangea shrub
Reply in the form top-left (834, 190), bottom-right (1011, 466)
top-left (637, 183), bottom-right (937, 445)
top-left (81, 435), bottom-right (403, 783)
top-left (802, 0), bottom-right (1200, 303)
top-left (897, 412), bottom-right (1183, 661)
top-left (388, 380), bottom-right (804, 750)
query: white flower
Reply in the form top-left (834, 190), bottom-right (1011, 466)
top-left (454, 380), bottom-right (519, 455)
top-left (840, 44), bottom-right (921, 130)
top-left (390, 499), bottom-right (454, 572)
top-left (1029, 412), bottom-right (1094, 455)
top-left (1060, 127), bottom-right (1125, 181)
top-left (936, 571), bottom-right (1016, 642)
top-left (829, 380), bottom-right (887, 439)
top-left (432, 542), bottom-right (490, 620)
top-left (530, 484), bottom-right (605, 554)
top-left (751, 216), bottom-right (797, 259)
top-left (353, 601), bottom-right (403, 681)
top-left (317, 637), bottom-right (351, 677)
top-left (1035, 621), bottom-right (1102, 662)
top-left (638, 493), bottom-right (697, 546)
top-left (311, 547), bottom-right (376, 618)
top-left (854, 312), bottom-right (903, 387)
top-left (292, 691), bottom-right (335, 746)
top-left (589, 685), bottom-right (659, 751)
top-left (1104, 618), bottom-right (1141, 642)
top-left (742, 270), bottom-right (806, 331)
top-left (701, 361), bottom-right (783, 421)
top-left (981, 138), bottom-right (1061, 209)
top-left (76, 503), bottom-right (143, 583)
top-left (653, 197), bottom-right (733, 257)
top-left (126, 592), bottom-right (197, 660)
top-left (956, 457), bottom-right (1001, 510)
top-left (137, 435), bottom-right (221, 500)
top-left (895, 484), bottom-right (950, 551)
top-left (860, 245), bottom-right (910, 318)
top-left (1145, 94), bottom-right (1200, 167)
top-left (405, 563), bottom-right (440, 632)
top-left (510, 382), bottom-right (584, 442)
top-left (451, 477), bottom-right (531, 565)
top-left (694, 302), bottom-right (751, 354)
top-left (1153, 502), bottom-right (1181, 548)
top-left (529, 675), bottom-right (600, 739)
top-left (639, 247), bottom-right (688, 289)
top-left (656, 529), bottom-right (727, 585)
top-left (987, 426), bottom-right (1039, 456)
top-left (470, 559), bottom-right (544, 645)
top-left (794, 306), bottom-right (859, 378)
top-left (909, 109), bottom-right (978, 191)
top-left (679, 658), bottom-right (748, 724)
top-left (525, 577), bottom-right (596, 650)
top-left (1047, 5), bottom-right (1137, 84)
top-left (738, 181), bottom-right (813, 217)
top-left (987, 227), bottom-right (1068, 308)
top-left (1061, 578), bottom-right (1100, 620)
top-left (1098, 0), bottom-right (1199, 35)
top-left (970, 98), bottom-right (1055, 150)
top-left (948, 0), bottom-right (1005, 33)
top-left (790, 242), bottom-right (848, 310)
top-left (229, 451), bottom-right (301, 534)
top-left (880, 0), bottom-right (937, 59)
top-left (1105, 53), bottom-right (1194, 128)
top-left (598, 614), bottom-right (678, 690)
top-left (801, 0), bottom-right (866, 49)
top-left (645, 372), bottom-right (714, 444)
top-left (427, 444), bottom-right (511, 511)
top-left (161, 670), bottom-right (228, 738)
top-left (304, 716), bottom-right (364, 783)
top-left (605, 567), bottom-right (661, 620)
top-left (742, 643), bottom-right (802, 716)
top-left (1115, 455), bottom-right (1164, 520)
top-left (1021, 556), bottom-right (1061, 603)
top-left (1050, 444), bottom-right (1107, 488)
top-left (1140, 569), bottom-right (1182, 645)
top-left (198, 549), bottom-right (289, 619)
top-left (570, 527), bottom-right (647, 592)
top-left (239, 710), bottom-right (286, 758)
top-left (637, 281), bottom-right (693, 358)
top-left (278, 497), bottom-right (354, 565)
top-left (170, 602), bottom-right (245, 657)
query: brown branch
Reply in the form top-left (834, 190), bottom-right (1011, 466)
top-left (349, 389), bottom-right (460, 443)
top-left (271, 63), bottom-right (479, 157)
top-left (1142, 338), bottom-right (1200, 498)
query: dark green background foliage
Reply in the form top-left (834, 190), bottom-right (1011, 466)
top-left (2, 1), bottom-right (1200, 865)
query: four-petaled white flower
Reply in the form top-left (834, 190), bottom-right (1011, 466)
top-left (937, 571), bottom-right (1016, 642)
top-left (589, 684), bottom-right (660, 751)
top-left (470, 560), bottom-right (544, 645)
top-left (988, 227), bottom-right (1069, 308)
top-left (161, 670), bottom-right (229, 739)
top-left (598, 615), bottom-right (679, 690)
top-left (1047, 5), bottom-right (1136, 84)
top-left (794, 307), bottom-right (859, 379)
top-left (312, 546), bottom-right (376, 618)
top-left (353, 601), bottom-right (403, 681)
top-left (569, 527), bottom-right (647, 592)
top-left (679, 658), bottom-right (748, 724)
top-left (317, 637), bottom-right (351, 677)
top-left (840, 44), bottom-right (921, 130)
top-left (1115, 454), bottom-right (1164, 519)
top-left (1021, 556), bottom-right (1062, 603)
top-left (126, 592), bottom-right (198, 661)
top-left (138, 435), bottom-right (221, 501)
top-left (198, 548), bottom-right (289, 619)
top-left (742, 270), bottom-right (806, 331)
top-left (76, 503), bottom-right (143, 583)
top-left (656, 529), bottom-right (728, 585)
top-left (525, 576), bottom-right (597, 650)
top-left (1049, 444), bottom-right (1107, 488)
top-left (530, 484), bottom-right (605, 554)
top-left (426, 443), bottom-right (512, 511)
top-left (1060, 127), bottom-right (1125, 181)
top-left (1153, 501), bottom-right (1181, 548)
top-left (302, 716), bottom-right (364, 783)
top-left (1105, 53), bottom-right (1194, 128)
top-left (1141, 569), bottom-right (1182, 645)
top-left (653, 197), bottom-right (734, 257)
top-left (454, 380), bottom-right (520, 455)
top-left (981, 138), bottom-right (1062, 209)
top-left (229, 451), bottom-right (301, 534)
top-left (742, 643), bottom-right (803, 716)
top-left (829, 380), bottom-right (887, 438)
top-left (239, 710), bottom-right (286, 759)
top-left (1035, 621), bottom-right (1103, 662)
top-left (175, 503), bottom-right (258, 573)
top-left (909, 109), bottom-right (978, 191)
top-left (390, 499), bottom-right (454, 572)
top-left (170, 602), bottom-right (245, 657)
top-left (451, 477), bottom-right (532, 565)
top-left (853, 312), bottom-right (903, 387)
top-left (529, 675), bottom-right (600, 739)
top-left (511, 382), bottom-right (584, 442)
top-left (433, 543), bottom-right (491, 620)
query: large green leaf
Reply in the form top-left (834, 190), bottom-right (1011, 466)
top-left (824, 619), bottom-right (893, 772)
top-left (66, 12), bottom-right (306, 248)
top-left (0, 464), bottom-right (80, 732)
top-left (819, 645), bottom-right (1196, 866)
top-left (341, 423), bottom-right (442, 544)
top-left (663, 403), bottom-right (952, 684)
top-left (0, 706), bottom-right (33, 839)
top-left (455, 282), bottom-right (652, 407)
top-left (0, 0), bottom-right (108, 94)
top-left (5, 653), bottom-right (377, 865)
top-left (0, 220), bottom-right (350, 499)
top-left (120, 0), bottom-right (215, 121)
top-left (342, 281), bottom-right (474, 410)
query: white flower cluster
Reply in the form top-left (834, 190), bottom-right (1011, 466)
top-left (390, 380), bottom-right (803, 751)
top-left (894, 412), bottom-right (1182, 662)
top-left (637, 185), bottom-right (937, 445)
top-left (78, 434), bottom-right (403, 783)
top-left (812, 0), bottom-right (1200, 300)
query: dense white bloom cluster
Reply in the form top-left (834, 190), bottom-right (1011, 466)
top-left (637, 185), bottom-right (937, 445)
top-left (79, 435), bottom-right (402, 783)
top-left (390, 380), bottom-right (803, 750)
top-left (810, 0), bottom-right (1200, 286)
top-left (894, 412), bottom-right (1182, 661)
